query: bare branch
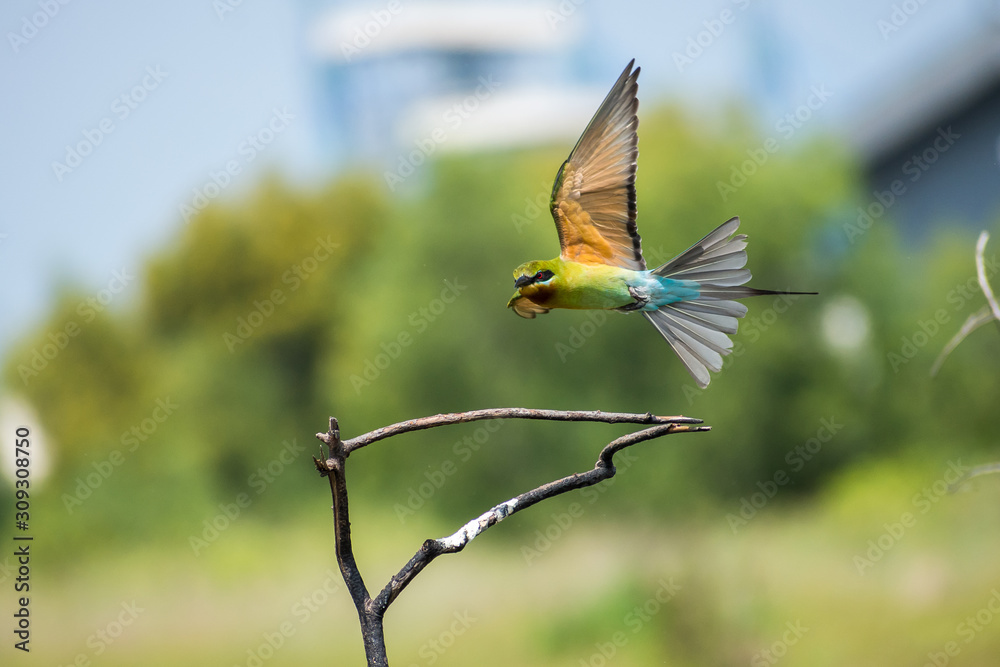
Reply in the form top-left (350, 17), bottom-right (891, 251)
top-left (930, 306), bottom-right (994, 377)
top-left (314, 418), bottom-right (388, 660)
top-left (949, 462), bottom-right (1000, 493)
top-left (931, 231), bottom-right (1000, 376)
top-left (314, 408), bottom-right (708, 666)
top-left (342, 407), bottom-right (701, 454)
top-left (976, 232), bottom-right (1000, 322)
top-left (372, 421), bottom-right (706, 612)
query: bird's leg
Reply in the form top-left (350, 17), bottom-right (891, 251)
top-left (617, 285), bottom-right (649, 312)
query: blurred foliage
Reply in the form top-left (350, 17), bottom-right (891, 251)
top-left (3, 103), bottom-right (999, 559)
top-left (4, 100), bottom-right (1000, 667)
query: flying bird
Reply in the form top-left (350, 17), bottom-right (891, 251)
top-left (507, 60), bottom-right (813, 388)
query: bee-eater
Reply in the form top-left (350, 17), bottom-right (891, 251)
top-left (508, 60), bottom-right (813, 388)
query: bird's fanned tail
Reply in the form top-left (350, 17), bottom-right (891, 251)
top-left (644, 216), bottom-right (816, 388)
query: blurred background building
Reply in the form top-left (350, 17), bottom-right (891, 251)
top-left (301, 0), bottom-right (1000, 236)
top-left (3, 0), bottom-right (1000, 350)
top-left (850, 23), bottom-right (1000, 239)
top-left (306, 2), bottom-right (598, 162)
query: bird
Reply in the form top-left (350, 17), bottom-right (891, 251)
top-left (507, 60), bottom-right (813, 388)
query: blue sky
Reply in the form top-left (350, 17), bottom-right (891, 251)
top-left (1, 1), bottom-right (320, 355)
top-left (0, 0), bottom-right (988, 359)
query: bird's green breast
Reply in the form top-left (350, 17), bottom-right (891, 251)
top-left (529, 260), bottom-right (639, 310)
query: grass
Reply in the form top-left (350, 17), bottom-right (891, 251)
top-left (15, 455), bottom-right (1000, 666)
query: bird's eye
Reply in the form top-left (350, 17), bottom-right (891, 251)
top-left (534, 271), bottom-right (544, 280)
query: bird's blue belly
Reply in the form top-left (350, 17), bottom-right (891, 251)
top-left (629, 274), bottom-right (701, 311)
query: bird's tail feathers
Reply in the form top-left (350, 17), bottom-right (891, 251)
top-left (652, 216), bottom-right (748, 281)
top-left (643, 309), bottom-right (731, 388)
top-left (698, 286), bottom-right (819, 298)
top-left (646, 217), bottom-right (814, 387)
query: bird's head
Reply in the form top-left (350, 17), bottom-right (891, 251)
top-left (511, 260), bottom-right (558, 294)
top-left (508, 259), bottom-right (561, 318)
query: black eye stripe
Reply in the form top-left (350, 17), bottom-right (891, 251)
top-left (516, 269), bottom-right (553, 287)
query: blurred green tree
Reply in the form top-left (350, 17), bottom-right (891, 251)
top-left (4, 105), bottom-right (999, 552)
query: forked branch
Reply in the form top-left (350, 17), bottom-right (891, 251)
top-left (313, 407), bottom-right (708, 667)
top-left (932, 232), bottom-right (1000, 492)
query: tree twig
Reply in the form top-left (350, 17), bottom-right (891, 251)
top-left (948, 461), bottom-right (1000, 493)
top-left (975, 231), bottom-right (1000, 322)
top-left (930, 306), bottom-right (994, 377)
top-left (341, 407), bottom-right (701, 454)
top-left (314, 409), bottom-right (708, 666)
top-left (931, 231), bottom-right (1000, 376)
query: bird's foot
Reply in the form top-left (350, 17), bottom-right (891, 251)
top-left (617, 286), bottom-right (648, 312)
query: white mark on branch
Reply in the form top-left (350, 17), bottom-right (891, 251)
top-left (439, 498), bottom-right (519, 550)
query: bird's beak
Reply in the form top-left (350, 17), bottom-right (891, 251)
top-left (514, 275), bottom-right (533, 289)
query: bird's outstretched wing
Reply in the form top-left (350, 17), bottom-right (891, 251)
top-left (549, 60), bottom-right (644, 271)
